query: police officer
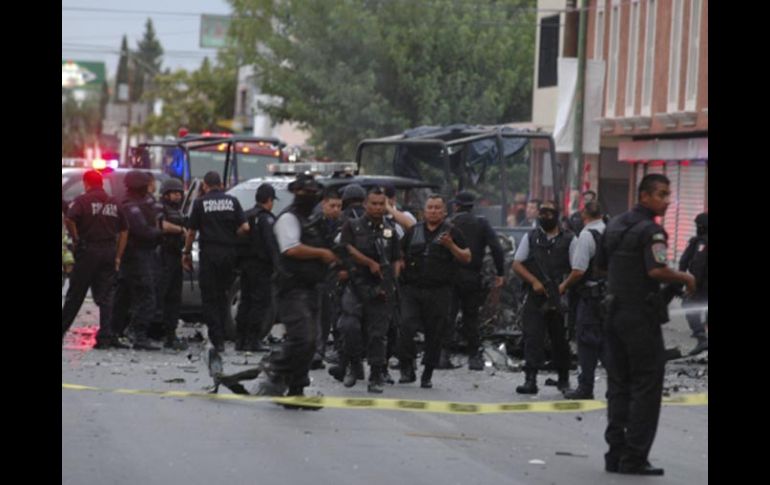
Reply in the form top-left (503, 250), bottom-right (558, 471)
top-left (399, 194), bottom-right (471, 388)
top-left (338, 187), bottom-right (402, 393)
top-left (511, 200), bottom-right (574, 394)
top-left (182, 171), bottom-right (249, 353)
top-left (62, 170), bottom-right (128, 348)
top-left (558, 201), bottom-right (607, 400)
top-left (312, 188), bottom-right (343, 369)
top-left (155, 178), bottom-right (188, 350)
top-left (445, 191), bottom-right (506, 371)
top-left (678, 212), bottom-right (708, 356)
top-left (340, 183), bottom-right (366, 222)
top-left (235, 183), bottom-right (279, 352)
top-left (256, 174), bottom-right (339, 398)
top-left (596, 174), bottom-right (695, 475)
top-left (111, 170), bottom-right (164, 350)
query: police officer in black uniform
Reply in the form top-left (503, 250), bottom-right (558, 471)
top-left (155, 178), bottom-right (188, 350)
top-left (338, 187), bottom-right (402, 393)
top-left (111, 170), bottom-right (165, 350)
top-left (235, 183), bottom-right (279, 352)
top-left (596, 174), bottom-right (695, 476)
top-left (183, 171), bottom-right (248, 353)
top-left (256, 174), bottom-right (340, 398)
top-left (511, 200), bottom-right (574, 394)
top-left (558, 201), bottom-right (607, 400)
top-left (62, 170), bottom-right (128, 348)
top-left (678, 212), bottom-right (708, 356)
top-left (399, 194), bottom-right (471, 388)
top-left (444, 191), bottom-right (506, 371)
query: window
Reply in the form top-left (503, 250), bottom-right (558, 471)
top-left (625, 1), bottom-right (641, 116)
top-left (667, 0), bottom-right (684, 112)
top-left (685, 0), bottom-right (702, 110)
top-left (641, 0), bottom-right (657, 116)
top-left (594, 5), bottom-right (605, 60)
top-left (605, 3), bottom-right (620, 117)
top-left (538, 15), bottom-right (560, 88)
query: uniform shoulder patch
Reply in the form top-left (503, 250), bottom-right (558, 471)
top-left (651, 232), bottom-right (666, 242)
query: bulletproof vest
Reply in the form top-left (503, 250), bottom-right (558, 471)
top-left (250, 207), bottom-right (276, 265)
top-left (451, 211), bottom-right (484, 271)
top-left (402, 220), bottom-right (455, 287)
top-left (349, 216), bottom-right (396, 262)
top-left (604, 212), bottom-right (659, 301)
top-left (276, 206), bottom-right (329, 290)
top-left (76, 189), bottom-right (121, 242)
top-left (123, 195), bottom-right (161, 251)
top-left (340, 205), bottom-right (365, 226)
top-left (522, 228), bottom-right (572, 287)
top-left (160, 200), bottom-right (184, 253)
top-left (238, 206), bottom-right (261, 259)
top-left (577, 229), bottom-right (605, 288)
top-left (687, 235), bottom-right (708, 290)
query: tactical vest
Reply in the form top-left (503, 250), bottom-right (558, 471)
top-left (124, 196), bottom-right (161, 251)
top-left (160, 201), bottom-right (184, 253)
top-left (276, 207), bottom-right (329, 291)
top-left (604, 212), bottom-right (660, 302)
top-left (522, 228), bottom-right (572, 289)
top-left (402, 221), bottom-right (455, 287)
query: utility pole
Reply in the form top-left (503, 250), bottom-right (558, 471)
top-left (571, 0), bottom-right (589, 211)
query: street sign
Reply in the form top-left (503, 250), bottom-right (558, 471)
top-left (200, 14), bottom-right (232, 49)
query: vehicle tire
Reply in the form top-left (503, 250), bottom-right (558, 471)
top-left (224, 278), bottom-right (241, 341)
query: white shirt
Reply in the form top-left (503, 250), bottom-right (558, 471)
top-left (273, 212), bottom-right (302, 253)
top-left (513, 229), bottom-right (560, 262)
top-left (568, 219), bottom-right (606, 271)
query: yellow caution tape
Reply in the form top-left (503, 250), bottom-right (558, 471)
top-left (62, 383), bottom-right (707, 414)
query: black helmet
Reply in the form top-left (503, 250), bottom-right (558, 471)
top-left (341, 183), bottom-right (366, 202)
top-left (160, 178), bottom-right (184, 195)
top-left (124, 170), bottom-right (151, 190)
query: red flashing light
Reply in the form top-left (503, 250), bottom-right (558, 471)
top-left (681, 159), bottom-right (691, 166)
top-left (178, 127), bottom-right (189, 138)
top-left (202, 131), bottom-right (212, 136)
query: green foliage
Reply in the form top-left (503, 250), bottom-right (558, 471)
top-left (133, 18), bottom-right (165, 101)
top-left (227, 0), bottom-right (536, 158)
top-left (62, 90), bottom-right (103, 156)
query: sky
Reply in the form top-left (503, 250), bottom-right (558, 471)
top-left (62, 0), bottom-right (232, 79)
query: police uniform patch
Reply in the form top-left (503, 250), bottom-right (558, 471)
top-left (383, 228), bottom-right (393, 238)
top-left (652, 233), bottom-right (666, 242)
top-left (651, 242), bottom-right (667, 264)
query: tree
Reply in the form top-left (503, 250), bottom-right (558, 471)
top-left (227, 0), bottom-right (536, 158)
top-left (62, 90), bottom-right (103, 156)
top-left (115, 35), bottom-right (130, 102)
top-left (134, 18), bottom-right (164, 102)
top-left (139, 56), bottom-right (237, 136)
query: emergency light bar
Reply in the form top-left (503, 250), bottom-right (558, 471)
top-left (268, 161), bottom-right (357, 176)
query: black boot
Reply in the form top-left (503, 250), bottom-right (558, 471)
top-left (545, 369), bottom-right (570, 390)
top-left (399, 362), bottom-right (416, 384)
top-left (344, 361), bottom-right (360, 388)
top-left (367, 366), bottom-right (384, 393)
top-left (420, 366), bottom-right (434, 389)
top-left (563, 386), bottom-right (594, 400)
top-left (516, 369), bottom-right (538, 394)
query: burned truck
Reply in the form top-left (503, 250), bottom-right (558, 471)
top-left (355, 125), bottom-right (564, 359)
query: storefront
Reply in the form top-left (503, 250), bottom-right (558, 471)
top-left (620, 137), bottom-right (708, 265)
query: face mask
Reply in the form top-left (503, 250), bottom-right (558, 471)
top-left (294, 193), bottom-right (319, 215)
top-left (539, 217), bottom-right (558, 231)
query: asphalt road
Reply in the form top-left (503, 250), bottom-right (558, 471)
top-left (62, 294), bottom-right (707, 485)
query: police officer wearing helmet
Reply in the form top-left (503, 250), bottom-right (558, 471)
top-left (62, 170), bottom-right (129, 348)
top-left (183, 171), bottom-right (249, 353)
top-left (678, 212), bottom-right (708, 356)
top-left (398, 194), bottom-right (471, 389)
top-left (595, 174), bottom-right (695, 475)
top-left (338, 187), bottom-right (402, 393)
top-left (557, 201), bottom-right (607, 400)
top-left (340, 183), bottom-right (366, 222)
top-left (111, 170), bottom-right (164, 350)
top-left (154, 177), bottom-right (188, 350)
top-left (444, 191), bottom-right (506, 371)
top-left (256, 174), bottom-right (340, 399)
top-left (235, 183), bottom-right (280, 352)
top-left (511, 200), bottom-right (574, 394)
